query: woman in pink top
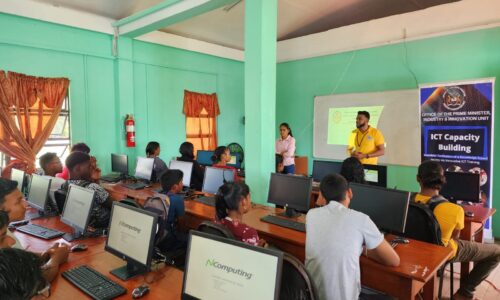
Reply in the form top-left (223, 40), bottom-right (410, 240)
top-left (275, 122), bottom-right (296, 174)
top-left (215, 182), bottom-right (267, 247)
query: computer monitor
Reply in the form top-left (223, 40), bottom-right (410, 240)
top-left (202, 167), bottom-right (236, 195)
top-left (60, 184), bottom-right (95, 242)
top-left (169, 160), bottom-right (193, 188)
top-left (134, 157), bottom-right (154, 181)
top-left (312, 160), bottom-right (342, 182)
top-left (349, 183), bottom-right (410, 234)
top-left (363, 164), bottom-right (387, 187)
top-left (25, 174), bottom-right (53, 219)
top-left (267, 173), bottom-right (312, 218)
top-left (105, 202), bottom-right (158, 280)
top-left (182, 231), bottom-right (283, 300)
top-left (196, 150), bottom-right (214, 166)
top-left (11, 168), bottom-right (25, 193)
top-left (227, 152), bottom-right (242, 169)
top-left (440, 171), bottom-right (481, 203)
top-left (111, 153), bottom-right (128, 175)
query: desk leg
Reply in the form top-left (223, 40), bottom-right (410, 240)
top-left (422, 274), bottom-right (437, 300)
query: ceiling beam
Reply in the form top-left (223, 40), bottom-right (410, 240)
top-left (113, 0), bottom-right (237, 38)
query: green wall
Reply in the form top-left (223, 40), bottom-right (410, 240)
top-left (0, 12), bottom-right (244, 175)
top-left (277, 27), bottom-right (500, 237)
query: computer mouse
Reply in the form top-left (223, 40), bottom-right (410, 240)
top-left (70, 244), bottom-right (88, 252)
top-left (465, 211), bottom-right (475, 218)
top-left (132, 285), bottom-right (150, 299)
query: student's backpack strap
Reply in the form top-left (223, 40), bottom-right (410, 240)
top-left (427, 195), bottom-right (449, 212)
top-left (143, 195), bottom-right (171, 245)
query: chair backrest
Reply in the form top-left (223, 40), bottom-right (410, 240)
top-left (402, 202), bottom-right (443, 245)
top-left (197, 221), bottom-right (235, 240)
top-left (280, 253), bottom-right (318, 300)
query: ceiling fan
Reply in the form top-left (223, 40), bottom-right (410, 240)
top-left (223, 0), bottom-right (243, 12)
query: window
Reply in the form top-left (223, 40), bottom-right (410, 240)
top-left (186, 108), bottom-right (217, 154)
top-left (0, 97), bottom-right (71, 169)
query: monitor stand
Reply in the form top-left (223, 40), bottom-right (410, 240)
top-left (277, 207), bottom-right (302, 218)
top-left (62, 229), bottom-right (84, 242)
top-left (111, 260), bottom-right (148, 280)
top-left (25, 209), bottom-right (57, 220)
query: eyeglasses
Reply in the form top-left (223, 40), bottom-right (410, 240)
top-left (37, 282), bottom-right (51, 298)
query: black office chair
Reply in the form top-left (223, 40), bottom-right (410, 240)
top-left (197, 221), bottom-right (235, 240)
top-left (279, 253), bottom-right (318, 300)
top-left (402, 202), bottom-right (454, 299)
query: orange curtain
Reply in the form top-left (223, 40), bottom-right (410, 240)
top-left (0, 71), bottom-right (70, 172)
top-left (183, 90), bottom-right (219, 151)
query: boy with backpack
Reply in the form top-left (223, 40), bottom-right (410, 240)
top-left (415, 161), bottom-right (500, 299)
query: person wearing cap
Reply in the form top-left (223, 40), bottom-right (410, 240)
top-left (60, 151), bottom-right (112, 229)
top-left (0, 178), bottom-right (69, 282)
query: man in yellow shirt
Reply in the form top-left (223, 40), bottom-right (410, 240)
top-left (347, 111), bottom-right (385, 165)
top-left (415, 161), bottom-right (500, 300)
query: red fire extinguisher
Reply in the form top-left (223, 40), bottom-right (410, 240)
top-left (125, 114), bottom-right (136, 147)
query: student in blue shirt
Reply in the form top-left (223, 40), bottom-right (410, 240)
top-left (158, 169), bottom-right (186, 252)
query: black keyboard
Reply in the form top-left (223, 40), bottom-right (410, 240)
top-left (122, 182), bottom-right (147, 190)
top-left (260, 215), bottom-right (306, 232)
top-left (101, 174), bottom-right (122, 183)
top-left (62, 265), bottom-right (126, 300)
top-left (195, 196), bottom-right (216, 207)
top-left (16, 223), bottom-right (64, 240)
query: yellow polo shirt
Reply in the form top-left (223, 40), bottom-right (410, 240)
top-left (347, 126), bottom-right (385, 165)
top-left (414, 194), bottom-right (464, 258)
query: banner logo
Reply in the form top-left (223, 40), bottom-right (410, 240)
top-left (442, 86), bottom-right (466, 111)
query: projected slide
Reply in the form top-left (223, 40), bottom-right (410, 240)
top-left (327, 106), bottom-right (384, 145)
top-left (314, 89), bottom-right (421, 166)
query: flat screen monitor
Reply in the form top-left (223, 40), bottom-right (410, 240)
top-left (11, 168), bottom-right (25, 192)
top-left (60, 184), bottom-right (95, 241)
top-left (267, 173), bottom-right (312, 217)
top-left (134, 157), bottom-right (154, 181)
top-left (349, 183), bottom-right (410, 234)
top-left (196, 150), bottom-right (214, 166)
top-left (202, 167), bottom-right (235, 195)
top-left (227, 153), bottom-right (242, 169)
top-left (363, 164), bottom-right (387, 187)
top-left (111, 153), bottom-right (128, 175)
top-left (440, 171), bottom-right (481, 203)
top-left (312, 160), bottom-right (342, 182)
top-left (169, 160), bottom-right (193, 187)
top-left (27, 174), bottom-right (51, 212)
top-left (182, 231), bottom-right (283, 300)
top-left (105, 202), bottom-right (158, 280)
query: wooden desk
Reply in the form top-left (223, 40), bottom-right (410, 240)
top-left (103, 184), bottom-right (452, 300)
top-left (14, 216), bottom-right (183, 300)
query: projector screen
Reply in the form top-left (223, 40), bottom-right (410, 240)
top-left (314, 89), bottom-right (420, 166)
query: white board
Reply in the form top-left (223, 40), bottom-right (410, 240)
top-left (313, 89), bottom-right (420, 166)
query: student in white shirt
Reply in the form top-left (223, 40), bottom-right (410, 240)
top-left (306, 174), bottom-right (400, 300)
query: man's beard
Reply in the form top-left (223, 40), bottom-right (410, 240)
top-left (356, 122), bottom-right (366, 129)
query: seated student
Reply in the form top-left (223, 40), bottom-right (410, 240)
top-left (215, 182), bottom-right (267, 247)
top-left (146, 141), bottom-right (168, 182)
top-left (340, 157), bottom-right (367, 184)
top-left (56, 142), bottom-right (91, 180)
top-left (177, 142), bottom-right (205, 191)
top-left (38, 152), bottom-right (63, 177)
top-left (0, 178), bottom-right (69, 283)
top-left (0, 248), bottom-right (49, 299)
top-left (306, 174), bottom-right (399, 300)
top-left (61, 151), bottom-right (111, 229)
top-left (0, 210), bottom-right (15, 248)
top-left (1, 159), bottom-right (28, 179)
top-left (276, 154), bottom-right (285, 173)
top-left (158, 169), bottom-right (186, 252)
top-left (415, 161), bottom-right (500, 300)
top-left (211, 146), bottom-right (238, 181)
